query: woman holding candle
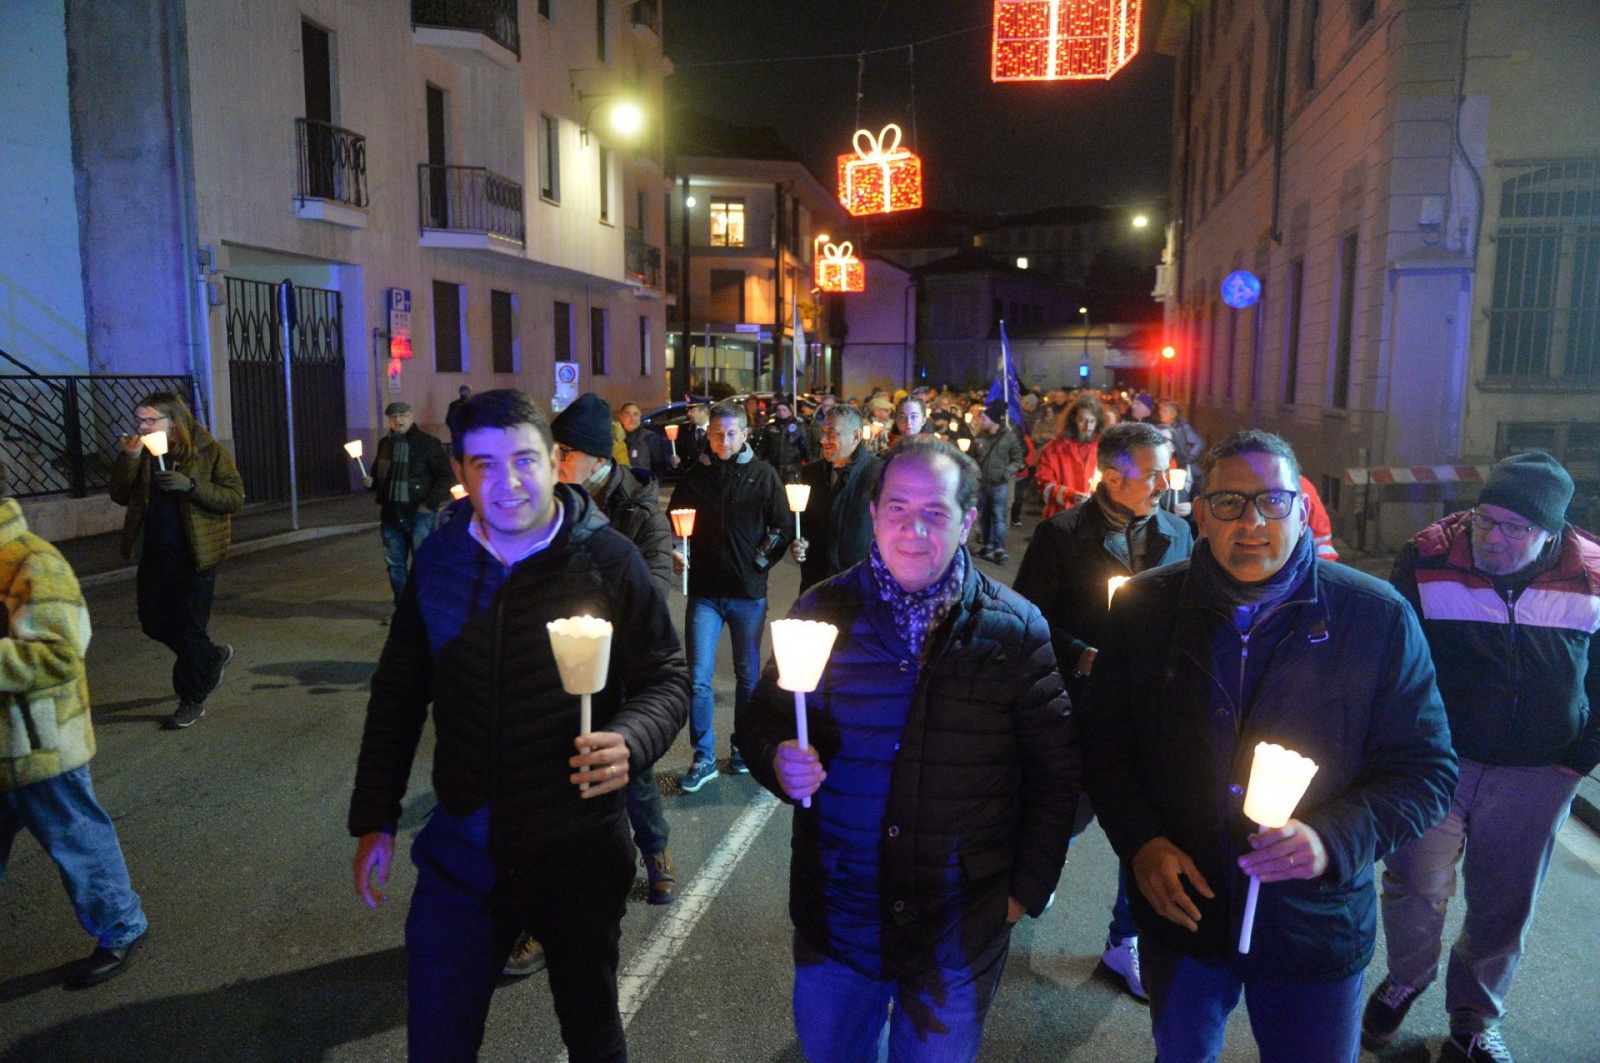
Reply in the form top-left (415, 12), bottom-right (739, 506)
top-left (109, 390), bottom-right (244, 730)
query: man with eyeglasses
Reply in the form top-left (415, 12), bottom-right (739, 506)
top-left (1081, 429), bottom-right (1456, 1063)
top-left (1363, 451), bottom-right (1600, 1063)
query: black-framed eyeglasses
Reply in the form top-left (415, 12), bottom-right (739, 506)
top-left (1202, 489), bottom-right (1299, 521)
top-left (135, 415), bottom-right (168, 427)
top-left (1469, 508), bottom-right (1538, 541)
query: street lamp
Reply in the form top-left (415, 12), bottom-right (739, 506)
top-left (1132, 214), bottom-right (1149, 229)
top-left (1079, 306), bottom-right (1091, 383)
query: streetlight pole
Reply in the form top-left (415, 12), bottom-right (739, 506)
top-left (1079, 305), bottom-right (1091, 385)
top-left (678, 178), bottom-right (694, 400)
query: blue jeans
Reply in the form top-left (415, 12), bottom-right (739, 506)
top-left (0, 765), bottom-right (147, 949)
top-left (1140, 936), bottom-right (1365, 1063)
top-left (684, 595), bottom-right (766, 765)
top-left (626, 768), bottom-right (669, 855)
top-left (1108, 867), bottom-right (1138, 945)
top-left (977, 484), bottom-right (1011, 555)
top-left (381, 509), bottom-right (434, 602)
top-left (792, 936), bottom-right (1011, 1063)
top-left (406, 805), bottom-right (634, 1063)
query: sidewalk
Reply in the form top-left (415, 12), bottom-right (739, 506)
top-left (59, 491), bottom-right (378, 585)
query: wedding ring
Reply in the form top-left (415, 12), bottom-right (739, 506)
top-left (608, 764), bottom-right (618, 779)
top-left (1288, 854), bottom-right (1295, 867)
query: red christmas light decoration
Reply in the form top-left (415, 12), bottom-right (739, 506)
top-left (991, 0), bottom-right (1143, 82)
top-left (837, 124), bottom-right (923, 217)
top-left (816, 241), bottom-right (866, 293)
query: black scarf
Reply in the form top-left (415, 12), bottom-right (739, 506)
top-left (1188, 528), bottom-right (1315, 608)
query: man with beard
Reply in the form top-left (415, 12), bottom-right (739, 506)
top-left (791, 403), bottom-right (877, 592)
top-left (1035, 395), bottom-right (1104, 520)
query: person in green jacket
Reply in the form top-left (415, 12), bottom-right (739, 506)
top-left (109, 390), bottom-right (244, 730)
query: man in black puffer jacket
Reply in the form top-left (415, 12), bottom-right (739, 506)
top-left (1082, 429), bottom-right (1456, 1063)
top-left (348, 390), bottom-right (688, 1063)
top-left (739, 435), bottom-right (1079, 1063)
top-left (790, 402), bottom-right (877, 593)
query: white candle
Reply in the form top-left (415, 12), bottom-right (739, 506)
top-left (343, 439), bottom-right (368, 478)
top-left (1238, 742), bottom-right (1320, 953)
top-left (548, 615), bottom-right (615, 792)
top-left (956, 438), bottom-right (971, 453)
top-left (785, 483), bottom-right (812, 539)
top-left (141, 430), bottom-right (169, 472)
top-left (1108, 575), bottom-right (1131, 608)
top-left (670, 509), bottom-right (696, 596)
top-left (450, 484), bottom-right (468, 500)
top-left (770, 618), bottom-right (840, 810)
top-left (1167, 467), bottom-right (1189, 492)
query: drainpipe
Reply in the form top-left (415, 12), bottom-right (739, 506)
top-left (166, 0), bottom-right (212, 426)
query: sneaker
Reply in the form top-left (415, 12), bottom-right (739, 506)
top-left (644, 848), bottom-right (677, 905)
top-left (204, 644), bottom-right (235, 699)
top-left (1439, 1028), bottom-right (1514, 1063)
top-left (1100, 937), bottom-right (1147, 1002)
top-left (502, 933), bottom-right (545, 977)
top-left (972, 547), bottom-right (994, 561)
top-left (167, 702), bottom-right (206, 730)
top-left (1361, 976), bottom-right (1424, 1049)
top-left (726, 748), bottom-right (750, 775)
top-left (680, 759), bottom-right (719, 793)
top-left (65, 933), bottom-right (143, 989)
top-left (990, 552), bottom-right (1010, 565)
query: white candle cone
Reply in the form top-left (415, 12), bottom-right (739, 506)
top-left (786, 483), bottom-right (812, 539)
top-left (956, 438), bottom-right (971, 452)
top-left (771, 619), bottom-right (839, 810)
top-left (1238, 742), bottom-right (1320, 953)
top-left (670, 509), bottom-right (696, 596)
top-left (664, 423), bottom-right (680, 442)
top-left (1089, 468), bottom-right (1103, 491)
top-left (142, 430), bottom-right (169, 472)
top-left (549, 615), bottom-right (614, 793)
top-left (1108, 575), bottom-right (1131, 608)
top-left (1167, 467), bottom-right (1189, 492)
top-left (450, 483), bottom-right (468, 500)
top-left (344, 439), bottom-right (368, 478)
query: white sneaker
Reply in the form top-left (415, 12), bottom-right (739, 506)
top-left (503, 933), bottom-right (546, 977)
top-left (1101, 938), bottom-right (1147, 1001)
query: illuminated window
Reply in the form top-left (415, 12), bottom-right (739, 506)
top-left (710, 198), bottom-right (745, 247)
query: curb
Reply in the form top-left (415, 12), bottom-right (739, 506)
top-left (1575, 776), bottom-right (1600, 835)
top-left (77, 522), bottom-right (378, 588)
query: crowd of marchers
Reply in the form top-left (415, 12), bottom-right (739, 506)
top-left (2, 379), bottom-right (1595, 1063)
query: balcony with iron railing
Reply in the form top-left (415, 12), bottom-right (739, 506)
top-left (412, 0), bottom-right (519, 68)
top-left (294, 119), bottom-right (368, 228)
top-left (631, 0), bottom-right (662, 38)
top-left (626, 229), bottom-right (663, 290)
top-left (418, 164), bottom-right (525, 255)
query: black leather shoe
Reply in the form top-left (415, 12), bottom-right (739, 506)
top-left (65, 934), bottom-right (143, 989)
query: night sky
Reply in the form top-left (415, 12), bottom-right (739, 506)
top-left (663, 0), bottom-right (1176, 217)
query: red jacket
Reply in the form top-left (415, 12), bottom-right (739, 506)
top-left (1301, 477), bottom-right (1338, 561)
top-left (1036, 437), bottom-right (1098, 519)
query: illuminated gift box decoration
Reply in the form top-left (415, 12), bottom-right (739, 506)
top-left (991, 0), bottom-right (1143, 82)
top-left (837, 124), bottom-right (923, 217)
top-left (816, 242), bottom-right (866, 293)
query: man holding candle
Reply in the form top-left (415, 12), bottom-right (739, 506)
top-left (739, 435), bottom-right (1080, 1063)
top-left (1081, 429), bottom-right (1456, 1063)
top-left (1014, 421), bottom-right (1193, 1001)
top-left (790, 403), bottom-right (877, 593)
top-left (1364, 452), bottom-right (1600, 1063)
top-left (364, 402), bottom-right (453, 606)
top-left (348, 389), bottom-right (688, 1063)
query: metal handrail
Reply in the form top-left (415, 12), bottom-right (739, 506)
top-left (411, 0), bottom-right (520, 57)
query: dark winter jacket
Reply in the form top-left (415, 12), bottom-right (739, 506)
top-left (1391, 511), bottom-right (1600, 775)
top-left (369, 425), bottom-right (453, 517)
top-left (623, 426), bottom-right (669, 478)
top-left (1083, 551), bottom-right (1456, 982)
top-left (758, 416), bottom-right (812, 480)
top-left (110, 424), bottom-right (245, 571)
top-left (795, 447), bottom-right (878, 592)
top-left (1014, 497), bottom-right (1194, 679)
top-left (347, 485), bottom-right (689, 869)
top-left (590, 463), bottom-right (675, 598)
top-left (671, 446), bottom-right (794, 599)
top-left (970, 426), bottom-right (1024, 487)
top-left (738, 558), bottom-right (1079, 980)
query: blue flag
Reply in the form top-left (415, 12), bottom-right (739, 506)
top-left (987, 321), bottom-right (1025, 427)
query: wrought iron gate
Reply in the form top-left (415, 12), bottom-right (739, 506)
top-left (225, 278), bottom-right (348, 503)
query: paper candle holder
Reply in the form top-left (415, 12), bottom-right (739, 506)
top-left (664, 424), bottom-right (680, 441)
top-left (1167, 467), bottom-right (1189, 492)
top-left (1238, 742), bottom-right (1319, 954)
top-left (957, 438), bottom-right (972, 452)
top-left (141, 430), bottom-right (169, 471)
top-left (547, 615), bottom-right (613, 697)
top-left (669, 508), bottom-right (696, 538)
top-left (450, 484), bottom-right (468, 500)
top-left (785, 483), bottom-right (812, 538)
top-left (344, 439), bottom-right (368, 477)
top-left (771, 618), bottom-right (840, 811)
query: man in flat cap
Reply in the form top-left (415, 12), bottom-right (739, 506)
top-left (364, 402), bottom-right (453, 606)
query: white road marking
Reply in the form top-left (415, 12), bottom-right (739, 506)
top-left (555, 788), bottom-right (781, 1061)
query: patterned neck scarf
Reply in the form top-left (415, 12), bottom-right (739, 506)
top-left (868, 541), bottom-right (967, 658)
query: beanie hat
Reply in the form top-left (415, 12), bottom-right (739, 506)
top-left (1131, 393), bottom-right (1154, 413)
top-left (1478, 451), bottom-right (1573, 532)
top-left (550, 393), bottom-right (615, 460)
top-left (984, 399), bottom-right (1010, 424)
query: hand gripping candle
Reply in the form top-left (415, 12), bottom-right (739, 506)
top-left (1238, 742), bottom-right (1319, 953)
top-left (770, 619), bottom-right (839, 809)
top-left (547, 616), bottom-right (615, 792)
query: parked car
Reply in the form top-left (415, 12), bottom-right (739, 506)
top-left (642, 401), bottom-right (700, 481)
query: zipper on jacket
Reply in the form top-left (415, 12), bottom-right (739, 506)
top-left (1505, 588), bottom-right (1521, 722)
top-left (1235, 633), bottom-right (1250, 737)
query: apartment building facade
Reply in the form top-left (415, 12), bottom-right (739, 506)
top-left (1161, 0), bottom-right (1600, 544)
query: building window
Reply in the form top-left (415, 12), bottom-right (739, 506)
top-left (710, 198), bottom-right (745, 247)
top-left (1332, 230), bottom-right (1359, 408)
top-left (538, 0), bottom-right (550, 17)
top-left (598, 146), bottom-right (612, 223)
top-left (596, 0), bottom-right (607, 62)
top-left (539, 113), bottom-right (560, 203)
top-left (491, 289), bottom-right (516, 373)
top-left (1214, 78), bottom-right (1231, 201)
top-left (1297, 0), bottom-right (1321, 98)
top-left (1486, 160), bottom-right (1600, 384)
top-left (1235, 35), bottom-right (1254, 173)
top-left (433, 280), bottom-right (465, 373)
top-left (1353, 0), bottom-right (1376, 29)
top-left (301, 20), bottom-right (334, 125)
top-left (590, 307), bottom-right (610, 375)
top-left (1283, 258), bottom-right (1304, 402)
top-left (554, 300), bottom-right (573, 364)
top-left (639, 315), bottom-right (651, 375)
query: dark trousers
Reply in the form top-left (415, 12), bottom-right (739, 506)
top-left (625, 768), bottom-right (669, 856)
top-left (406, 805), bottom-right (635, 1063)
top-left (136, 546), bottom-right (222, 704)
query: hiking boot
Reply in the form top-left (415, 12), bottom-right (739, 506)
top-left (65, 933), bottom-right (144, 989)
top-left (1439, 1028), bottom-right (1515, 1063)
top-left (680, 759), bottom-right (719, 793)
top-left (1362, 977), bottom-right (1424, 1049)
top-left (204, 644), bottom-right (235, 699)
top-left (1099, 938), bottom-right (1147, 1002)
top-left (167, 702), bottom-right (206, 730)
top-left (726, 748), bottom-right (750, 775)
top-left (503, 933), bottom-right (545, 977)
top-left (644, 848), bottom-right (677, 905)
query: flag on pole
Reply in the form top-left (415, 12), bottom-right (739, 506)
top-left (793, 296), bottom-right (807, 391)
top-left (987, 321), bottom-right (1025, 427)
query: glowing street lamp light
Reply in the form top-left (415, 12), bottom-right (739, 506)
top-left (1132, 214), bottom-right (1149, 229)
top-left (547, 615), bottom-right (615, 792)
top-left (141, 430), bottom-right (169, 472)
top-left (770, 618), bottom-right (840, 809)
top-left (1238, 742), bottom-right (1320, 953)
top-left (609, 100), bottom-right (644, 137)
top-left (343, 439), bottom-right (368, 478)
top-left (785, 483), bottom-right (812, 539)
